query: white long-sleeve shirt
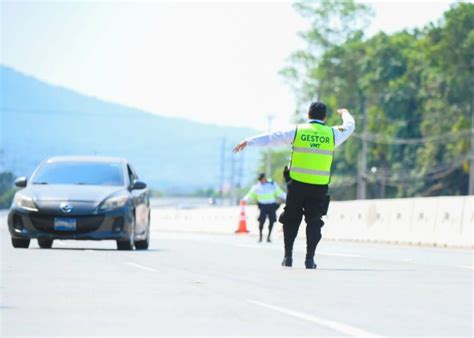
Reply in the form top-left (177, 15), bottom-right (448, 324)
top-left (246, 111), bottom-right (355, 148)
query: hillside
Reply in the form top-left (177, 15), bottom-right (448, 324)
top-left (0, 65), bottom-right (259, 192)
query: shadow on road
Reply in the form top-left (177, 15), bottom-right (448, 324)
top-left (318, 268), bottom-right (416, 272)
top-left (30, 247), bottom-right (165, 252)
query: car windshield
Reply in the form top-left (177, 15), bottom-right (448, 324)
top-left (32, 161), bottom-right (125, 186)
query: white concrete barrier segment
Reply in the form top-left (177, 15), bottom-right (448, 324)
top-left (387, 198), bottom-right (414, 244)
top-left (411, 197), bottom-right (437, 245)
top-left (461, 196), bottom-right (473, 247)
top-left (151, 196), bottom-right (474, 248)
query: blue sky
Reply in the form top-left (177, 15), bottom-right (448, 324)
top-left (1, 0), bottom-right (453, 131)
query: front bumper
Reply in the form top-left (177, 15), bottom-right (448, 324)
top-left (8, 206), bottom-right (134, 241)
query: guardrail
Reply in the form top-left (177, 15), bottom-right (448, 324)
top-left (151, 196), bottom-right (473, 248)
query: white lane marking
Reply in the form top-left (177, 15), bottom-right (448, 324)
top-left (248, 300), bottom-right (385, 338)
top-left (125, 262), bottom-right (157, 272)
top-left (235, 243), bottom-right (280, 250)
top-left (318, 252), bottom-right (361, 258)
top-left (454, 265), bottom-right (474, 270)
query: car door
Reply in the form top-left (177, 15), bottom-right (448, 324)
top-left (127, 164), bottom-right (149, 236)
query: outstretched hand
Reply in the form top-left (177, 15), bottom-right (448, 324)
top-left (336, 108), bottom-right (349, 116)
top-left (233, 140), bottom-right (247, 153)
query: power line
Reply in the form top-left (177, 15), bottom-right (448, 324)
top-left (331, 153), bottom-right (470, 188)
top-left (352, 129), bottom-right (472, 145)
top-left (372, 154), bottom-right (469, 175)
top-left (365, 155), bottom-right (469, 182)
top-left (347, 109), bottom-right (470, 125)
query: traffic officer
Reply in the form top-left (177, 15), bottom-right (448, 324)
top-left (233, 102), bottom-right (355, 269)
top-left (242, 173), bottom-right (286, 243)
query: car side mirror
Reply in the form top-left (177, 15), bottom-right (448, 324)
top-left (131, 180), bottom-right (147, 190)
top-left (14, 177), bottom-right (27, 188)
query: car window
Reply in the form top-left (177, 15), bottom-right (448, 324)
top-left (32, 161), bottom-right (125, 186)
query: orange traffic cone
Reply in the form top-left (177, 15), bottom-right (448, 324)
top-left (235, 200), bottom-right (249, 234)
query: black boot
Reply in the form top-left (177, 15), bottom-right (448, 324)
top-left (281, 256), bottom-right (293, 267)
top-left (258, 232), bottom-right (262, 243)
top-left (267, 222), bottom-right (274, 243)
top-left (305, 257), bottom-right (317, 269)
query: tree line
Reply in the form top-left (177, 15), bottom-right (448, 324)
top-left (265, 1), bottom-right (472, 200)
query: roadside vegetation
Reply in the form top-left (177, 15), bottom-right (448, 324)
top-left (265, 1), bottom-right (473, 199)
top-left (0, 172), bottom-right (16, 209)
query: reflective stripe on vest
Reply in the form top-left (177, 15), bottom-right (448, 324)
top-left (255, 192), bottom-right (277, 203)
top-left (292, 147), bottom-right (334, 156)
top-left (289, 122), bottom-right (335, 185)
top-left (290, 167), bottom-right (331, 176)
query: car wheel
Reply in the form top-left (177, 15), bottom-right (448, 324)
top-left (135, 233), bottom-right (149, 250)
top-left (135, 214), bottom-right (150, 250)
top-left (11, 238), bottom-right (30, 248)
top-left (116, 238), bottom-right (134, 250)
top-left (38, 238), bottom-right (53, 249)
top-left (117, 214), bottom-right (136, 250)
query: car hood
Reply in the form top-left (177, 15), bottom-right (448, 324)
top-left (25, 184), bottom-right (126, 203)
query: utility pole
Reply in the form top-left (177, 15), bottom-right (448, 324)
top-left (236, 152), bottom-right (244, 199)
top-left (380, 175), bottom-right (386, 199)
top-left (0, 108), bottom-right (4, 172)
top-left (219, 138), bottom-right (226, 204)
top-left (357, 98), bottom-right (368, 199)
top-left (266, 114), bottom-right (275, 177)
top-left (229, 153), bottom-right (235, 205)
top-left (469, 98), bottom-right (474, 195)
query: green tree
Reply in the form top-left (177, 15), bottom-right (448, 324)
top-left (280, 2), bottom-right (473, 199)
top-left (0, 172), bottom-right (16, 209)
top-left (280, 0), bottom-right (372, 112)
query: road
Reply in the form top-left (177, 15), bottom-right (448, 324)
top-left (1, 210), bottom-right (473, 337)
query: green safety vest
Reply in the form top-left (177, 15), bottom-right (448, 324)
top-left (249, 182), bottom-right (284, 204)
top-left (289, 122), bottom-right (335, 185)
top-left (251, 191), bottom-right (276, 204)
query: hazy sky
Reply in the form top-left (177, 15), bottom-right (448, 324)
top-left (1, 0), bottom-right (453, 131)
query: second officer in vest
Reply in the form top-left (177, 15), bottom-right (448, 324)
top-left (233, 102), bottom-right (355, 269)
top-left (242, 173), bottom-right (286, 243)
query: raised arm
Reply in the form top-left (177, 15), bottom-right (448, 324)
top-left (332, 108), bottom-right (355, 147)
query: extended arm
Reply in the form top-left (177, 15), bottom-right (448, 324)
top-left (233, 128), bottom-right (296, 153)
top-left (242, 186), bottom-right (257, 203)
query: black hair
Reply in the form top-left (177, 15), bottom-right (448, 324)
top-left (258, 173), bottom-right (266, 181)
top-left (308, 101), bottom-right (327, 120)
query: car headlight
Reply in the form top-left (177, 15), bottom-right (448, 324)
top-left (100, 194), bottom-right (129, 211)
top-left (15, 193), bottom-right (39, 212)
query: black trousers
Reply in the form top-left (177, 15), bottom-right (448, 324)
top-left (257, 203), bottom-right (278, 234)
top-left (278, 180), bottom-right (328, 259)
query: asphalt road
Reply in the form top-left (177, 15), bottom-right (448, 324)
top-left (1, 211), bottom-right (473, 337)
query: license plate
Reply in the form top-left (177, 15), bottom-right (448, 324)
top-left (54, 217), bottom-right (77, 231)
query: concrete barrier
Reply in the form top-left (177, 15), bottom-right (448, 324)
top-left (150, 196), bottom-right (474, 248)
top-left (324, 196), bottom-right (473, 248)
top-left (460, 197), bottom-right (473, 247)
